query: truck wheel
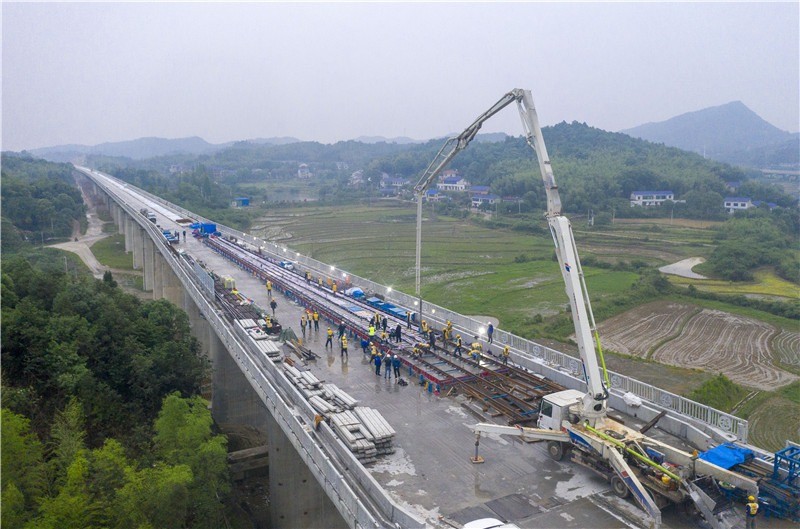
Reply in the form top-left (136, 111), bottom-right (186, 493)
top-left (547, 441), bottom-right (565, 461)
top-left (611, 475), bottom-right (630, 499)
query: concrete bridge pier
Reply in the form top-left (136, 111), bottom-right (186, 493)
top-left (132, 225), bottom-right (144, 270)
top-left (124, 214), bottom-right (133, 253)
top-left (142, 237), bottom-right (155, 292)
top-left (153, 250), bottom-right (165, 300)
top-left (209, 331), bottom-right (348, 529)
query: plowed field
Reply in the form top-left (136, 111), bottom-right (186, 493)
top-left (772, 330), bottom-right (800, 369)
top-left (597, 301), bottom-right (798, 391)
top-left (598, 302), bottom-right (697, 357)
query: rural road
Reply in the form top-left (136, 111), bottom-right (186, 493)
top-left (49, 180), bottom-right (118, 279)
top-left (658, 257), bottom-right (708, 279)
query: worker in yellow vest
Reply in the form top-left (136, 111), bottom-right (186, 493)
top-left (454, 335), bottom-right (463, 357)
top-left (325, 327), bottom-right (334, 349)
top-left (370, 343), bottom-right (378, 364)
top-left (421, 320), bottom-right (428, 333)
top-left (266, 280), bottom-right (272, 298)
top-left (312, 310), bottom-right (319, 331)
top-left (502, 345), bottom-right (510, 365)
top-left (340, 335), bottom-right (348, 358)
top-left (332, 282), bottom-right (337, 295)
top-left (745, 495), bottom-right (759, 529)
top-left (368, 325), bottom-right (376, 339)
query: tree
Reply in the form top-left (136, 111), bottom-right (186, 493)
top-left (1, 409), bottom-right (47, 529)
top-left (154, 393), bottom-right (229, 528)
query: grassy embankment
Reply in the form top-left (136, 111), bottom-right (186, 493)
top-left (90, 233), bottom-right (144, 290)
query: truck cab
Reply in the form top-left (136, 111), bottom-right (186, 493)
top-left (537, 389), bottom-right (584, 431)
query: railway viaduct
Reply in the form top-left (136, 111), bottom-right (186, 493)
top-left (75, 166), bottom-right (754, 529)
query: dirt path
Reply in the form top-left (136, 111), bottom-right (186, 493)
top-left (658, 257), bottom-right (708, 279)
top-left (50, 175), bottom-right (117, 279)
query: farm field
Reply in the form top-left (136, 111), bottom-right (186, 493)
top-left (596, 301), bottom-right (798, 391)
top-left (668, 269), bottom-right (800, 299)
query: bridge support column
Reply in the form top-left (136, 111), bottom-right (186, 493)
top-left (153, 250), bottom-right (165, 300)
top-left (162, 256), bottom-right (184, 306)
top-left (142, 236), bottom-right (155, 292)
top-left (209, 332), bottom-right (347, 529)
top-left (266, 411), bottom-right (348, 529)
top-left (132, 226), bottom-right (144, 270)
top-left (183, 289), bottom-right (207, 347)
top-left (124, 214), bottom-right (133, 253)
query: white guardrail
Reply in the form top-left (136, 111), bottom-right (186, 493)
top-left (86, 168), bottom-right (748, 444)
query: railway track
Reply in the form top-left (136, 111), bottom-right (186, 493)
top-left (204, 235), bottom-right (571, 425)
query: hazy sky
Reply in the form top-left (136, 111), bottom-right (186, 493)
top-left (2, 2), bottom-right (798, 152)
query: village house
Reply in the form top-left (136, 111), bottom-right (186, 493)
top-left (630, 190), bottom-right (675, 207)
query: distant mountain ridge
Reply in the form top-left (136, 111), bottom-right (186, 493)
top-left (28, 135), bottom-right (306, 161)
top-left (622, 101), bottom-right (799, 168)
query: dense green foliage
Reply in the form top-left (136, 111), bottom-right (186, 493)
top-left (707, 211), bottom-right (800, 282)
top-left (1, 256), bottom-right (209, 448)
top-left (1, 395), bottom-right (228, 529)
top-left (1, 154), bottom-right (86, 251)
top-left (0, 251), bottom-right (226, 528)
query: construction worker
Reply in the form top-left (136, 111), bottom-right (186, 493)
top-left (318, 276), bottom-right (323, 288)
top-left (338, 321), bottom-right (346, 338)
top-left (454, 335), bottom-right (463, 357)
top-left (406, 311), bottom-right (411, 329)
top-left (428, 329), bottom-right (436, 350)
top-left (370, 342), bottom-right (378, 363)
top-left (266, 280), bottom-right (272, 298)
top-left (368, 324), bottom-right (376, 340)
top-left (306, 271), bottom-right (311, 284)
top-left (340, 334), bottom-right (348, 358)
top-left (380, 330), bottom-right (389, 344)
top-left (421, 320), bottom-right (428, 334)
top-left (270, 298), bottom-right (277, 316)
top-left (745, 495), bottom-right (759, 529)
top-left (312, 310), bottom-right (319, 331)
top-left (381, 316), bottom-right (388, 333)
top-left (325, 327), bottom-right (334, 349)
top-left (300, 313), bottom-right (308, 337)
top-left (374, 312), bottom-right (381, 329)
top-left (487, 322), bottom-right (494, 344)
top-left (374, 349), bottom-right (382, 376)
top-left (332, 282), bottom-right (337, 295)
top-left (502, 345), bottom-right (510, 365)
top-left (384, 350), bottom-right (392, 379)
top-left (392, 352), bottom-right (401, 379)
top-left (361, 337), bottom-right (369, 354)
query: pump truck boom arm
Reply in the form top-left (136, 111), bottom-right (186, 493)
top-left (414, 91), bottom-right (522, 300)
top-left (413, 89), bottom-right (609, 416)
top-left (514, 90), bottom-right (610, 420)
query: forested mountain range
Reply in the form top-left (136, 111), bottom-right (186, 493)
top-left (622, 101), bottom-right (799, 168)
top-left (97, 121), bottom-right (790, 215)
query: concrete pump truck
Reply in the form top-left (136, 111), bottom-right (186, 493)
top-left (413, 89), bottom-right (759, 529)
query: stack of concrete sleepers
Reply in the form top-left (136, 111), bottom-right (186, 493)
top-left (355, 407), bottom-right (396, 456)
top-left (330, 410), bottom-right (379, 464)
top-left (238, 319), bottom-right (282, 360)
top-left (236, 318), bottom-right (259, 330)
top-left (322, 383), bottom-right (358, 410)
top-left (253, 339), bottom-right (282, 361)
top-left (281, 364), bottom-right (394, 463)
top-left (283, 364), bottom-right (325, 399)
